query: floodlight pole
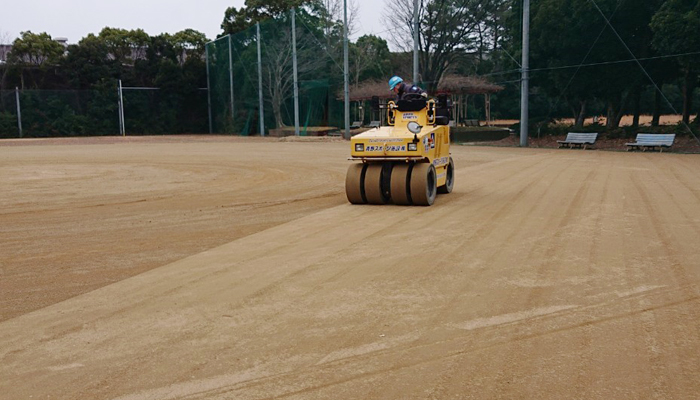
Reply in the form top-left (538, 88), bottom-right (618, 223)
top-left (520, 0), bottom-right (530, 147)
top-left (118, 79), bottom-right (126, 136)
top-left (257, 22), bottom-right (265, 136)
top-left (343, 0), bottom-right (350, 139)
top-left (413, 0), bottom-right (419, 84)
top-left (15, 87), bottom-right (22, 138)
top-left (205, 46), bottom-right (213, 134)
top-left (228, 34), bottom-right (235, 131)
top-left (292, 8), bottom-right (300, 136)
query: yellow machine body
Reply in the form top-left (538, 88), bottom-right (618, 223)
top-left (346, 99), bottom-right (455, 206)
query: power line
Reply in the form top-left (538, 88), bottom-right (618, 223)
top-left (588, 0), bottom-right (700, 144)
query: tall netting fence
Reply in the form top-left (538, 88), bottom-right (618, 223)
top-left (121, 88), bottom-right (208, 135)
top-left (0, 86), bottom-right (209, 138)
top-left (206, 11), bottom-right (346, 136)
top-left (0, 89), bottom-right (119, 138)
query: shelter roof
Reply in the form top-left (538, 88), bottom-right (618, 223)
top-left (346, 75), bottom-right (503, 101)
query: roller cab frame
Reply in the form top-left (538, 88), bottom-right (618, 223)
top-left (345, 95), bottom-right (455, 206)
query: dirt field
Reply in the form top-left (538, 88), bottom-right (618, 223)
top-left (1, 136), bottom-right (699, 399)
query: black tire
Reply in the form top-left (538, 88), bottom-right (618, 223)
top-left (410, 163), bottom-right (437, 206)
top-left (390, 163), bottom-right (411, 205)
top-left (437, 157), bottom-right (455, 194)
top-left (345, 163), bottom-right (366, 204)
top-left (364, 164), bottom-right (388, 204)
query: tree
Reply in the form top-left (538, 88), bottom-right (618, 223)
top-left (259, 13), bottom-right (325, 128)
top-left (525, 0), bottom-right (664, 129)
top-left (221, 0), bottom-right (310, 35)
top-left (63, 34), bottom-right (119, 89)
top-left (169, 29), bottom-right (208, 65)
top-left (97, 27), bottom-right (150, 65)
top-left (7, 31), bottom-right (65, 66)
top-left (6, 31), bottom-right (66, 89)
top-left (383, 0), bottom-right (495, 92)
top-left (350, 35), bottom-right (390, 87)
top-left (651, 0), bottom-right (700, 125)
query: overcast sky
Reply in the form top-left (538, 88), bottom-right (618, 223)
top-left (0, 0), bottom-right (390, 44)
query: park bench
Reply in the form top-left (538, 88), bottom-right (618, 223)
top-left (464, 119), bottom-right (480, 127)
top-left (368, 120), bottom-right (381, 128)
top-left (350, 120), bottom-right (362, 129)
top-left (557, 132), bottom-right (598, 149)
top-left (626, 133), bottom-right (676, 152)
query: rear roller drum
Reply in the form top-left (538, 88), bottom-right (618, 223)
top-left (390, 163), bottom-right (412, 205)
top-left (345, 163), bottom-right (366, 204)
top-left (437, 157), bottom-right (455, 194)
top-left (364, 164), bottom-right (388, 204)
top-left (410, 163), bottom-right (437, 206)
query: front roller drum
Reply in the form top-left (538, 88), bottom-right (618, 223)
top-left (390, 163), bottom-right (412, 205)
top-left (345, 163), bottom-right (367, 204)
top-left (364, 164), bottom-right (389, 204)
top-left (410, 163), bottom-right (437, 206)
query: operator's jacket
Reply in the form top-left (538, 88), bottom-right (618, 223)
top-left (395, 83), bottom-right (427, 101)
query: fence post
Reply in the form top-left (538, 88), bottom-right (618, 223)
top-left (206, 44), bottom-right (213, 134)
top-left (292, 8), bottom-right (300, 136)
top-left (228, 34), bottom-right (235, 132)
top-left (292, 7), bottom-right (299, 136)
top-left (118, 80), bottom-right (126, 136)
top-left (257, 22), bottom-right (265, 136)
top-left (343, 0), bottom-right (350, 139)
top-left (15, 87), bottom-right (22, 138)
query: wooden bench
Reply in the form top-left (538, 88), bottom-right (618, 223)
top-left (557, 132), bottom-right (598, 149)
top-left (368, 120), bottom-right (381, 128)
top-left (626, 133), bottom-right (676, 152)
top-left (464, 119), bottom-right (480, 127)
top-left (350, 121), bottom-right (362, 129)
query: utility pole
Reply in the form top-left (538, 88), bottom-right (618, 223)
top-left (292, 8), bottom-right (300, 136)
top-left (118, 79), bottom-right (126, 136)
top-left (257, 22), bottom-right (265, 136)
top-left (343, 0), bottom-right (350, 139)
top-left (205, 46), bottom-right (212, 134)
top-left (228, 34), bottom-right (235, 131)
top-left (413, 0), bottom-right (419, 84)
top-left (520, 0), bottom-right (530, 147)
top-left (15, 87), bottom-right (22, 138)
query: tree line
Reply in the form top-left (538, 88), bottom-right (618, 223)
top-left (1, 0), bottom-right (698, 138)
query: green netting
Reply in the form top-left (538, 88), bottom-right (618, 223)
top-left (0, 89), bottom-right (119, 138)
top-left (122, 88), bottom-right (208, 135)
top-left (0, 90), bottom-right (20, 138)
top-left (207, 12), bottom-right (346, 137)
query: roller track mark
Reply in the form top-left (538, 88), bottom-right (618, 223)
top-left (164, 287), bottom-right (700, 400)
top-left (369, 155), bottom-right (577, 399)
top-left (628, 172), bottom-right (700, 398)
top-left (247, 152), bottom-right (565, 396)
top-left (629, 174), bottom-right (697, 293)
top-left (524, 166), bottom-right (599, 307)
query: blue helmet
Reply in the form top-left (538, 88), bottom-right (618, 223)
top-left (388, 76), bottom-right (403, 91)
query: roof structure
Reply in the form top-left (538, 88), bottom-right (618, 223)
top-left (346, 75), bottom-right (504, 101)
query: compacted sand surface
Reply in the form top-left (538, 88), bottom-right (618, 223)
top-left (1, 136), bottom-right (699, 399)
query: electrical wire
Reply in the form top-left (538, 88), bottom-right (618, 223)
top-left (588, 0), bottom-right (700, 144)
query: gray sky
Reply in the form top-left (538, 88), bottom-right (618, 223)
top-left (0, 0), bottom-right (389, 44)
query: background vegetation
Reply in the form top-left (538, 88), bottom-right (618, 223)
top-left (0, 0), bottom-right (698, 138)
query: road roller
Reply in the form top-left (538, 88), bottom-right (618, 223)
top-left (345, 94), bottom-right (454, 206)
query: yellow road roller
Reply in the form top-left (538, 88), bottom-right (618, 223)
top-left (345, 94), bottom-right (454, 206)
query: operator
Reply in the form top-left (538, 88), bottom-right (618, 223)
top-left (388, 76), bottom-right (427, 101)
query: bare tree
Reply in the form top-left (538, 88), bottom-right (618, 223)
top-left (382, 0), bottom-right (495, 91)
top-left (319, 0), bottom-right (359, 40)
top-left (261, 24), bottom-right (324, 128)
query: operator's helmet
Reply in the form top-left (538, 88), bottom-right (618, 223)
top-left (388, 76), bottom-right (403, 91)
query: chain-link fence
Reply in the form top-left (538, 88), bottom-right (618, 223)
top-left (206, 11), bottom-right (346, 137)
top-left (0, 85), bottom-right (209, 138)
